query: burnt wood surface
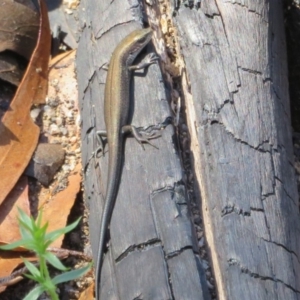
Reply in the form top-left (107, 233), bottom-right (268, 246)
top-left (173, 1), bottom-right (300, 299)
top-left (77, 0), bottom-right (209, 299)
top-left (77, 0), bottom-right (300, 299)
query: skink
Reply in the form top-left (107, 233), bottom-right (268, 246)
top-left (95, 27), bottom-right (157, 300)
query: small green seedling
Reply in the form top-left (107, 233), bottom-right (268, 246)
top-left (0, 208), bottom-right (91, 300)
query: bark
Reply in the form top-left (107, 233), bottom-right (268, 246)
top-left (77, 0), bottom-right (300, 299)
top-left (77, 0), bottom-right (209, 299)
top-left (173, 1), bottom-right (300, 299)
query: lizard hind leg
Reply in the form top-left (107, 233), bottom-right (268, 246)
top-left (122, 125), bottom-right (161, 150)
top-left (95, 130), bottom-right (107, 158)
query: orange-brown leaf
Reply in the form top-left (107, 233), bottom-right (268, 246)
top-left (0, 0), bottom-right (50, 205)
top-left (0, 252), bottom-right (36, 293)
top-left (78, 281), bottom-right (94, 300)
top-left (40, 164), bottom-right (82, 247)
top-left (0, 176), bottom-right (30, 247)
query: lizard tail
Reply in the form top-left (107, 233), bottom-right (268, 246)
top-left (95, 139), bottom-right (123, 300)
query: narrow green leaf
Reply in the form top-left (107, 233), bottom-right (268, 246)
top-left (18, 210), bottom-right (36, 234)
top-left (40, 222), bottom-right (48, 235)
top-left (17, 207), bottom-right (32, 225)
top-left (36, 210), bottom-right (43, 228)
top-left (24, 273), bottom-right (44, 285)
top-left (52, 263), bottom-right (91, 285)
top-left (33, 224), bottom-right (47, 246)
top-left (18, 240), bottom-right (36, 251)
top-left (23, 285), bottom-right (44, 300)
top-left (0, 239), bottom-right (25, 250)
top-left (19, 224), bottom-right (33, 241)
top-left (23, 259), bottom-right (41, 279)
top-left (41, 277), bottom-right (57, 295)
top-left (44, 239), bottom-right (54, 249)
top-left (45, 218), bottom-right (81, 244)
top-left (43, 252), bottom-right (68, 271)
top-left (9, 235), bottom-right (37, 251)
top-left (24, 273), bottom-right (38, 282)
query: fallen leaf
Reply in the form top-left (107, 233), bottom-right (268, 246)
top-left (0, 176), bottom-right (30, 246)
top-left (0, 251), bottom-right (36, 293)
top-left (0, 0), bottom-right (51, 206)
top-left (0, 53), bottom-right (27, 86)
top-left (40, 164), bottom-right (82, 247)
top-left (0, 2), bottom-right (39, 60)
top-left (0, 165), bottom-right (81, 292)
top-left (78, 281), bottom-right (94, 300)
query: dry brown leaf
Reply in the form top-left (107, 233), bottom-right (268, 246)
top-left (0, 0), bottom-right (50, 206)
top-left (0, 52), bottom-right (26, 86)
top-left (78, 281), bottom-right (95, 300)
top-left (0, 176), bottom-right (30, 246)
top-left (49, 50), bottom-right (75, 68)
top-left (39, 164), bottom-right (82, 248)
top-left (0, 165), bottom-right (81, 292)
top-left (0, 251), bottom-right (37, 293)
top-left (0, 2), bottom-right (39, 60)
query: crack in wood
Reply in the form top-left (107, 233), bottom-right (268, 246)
top-left (228, 257), bottom-right (300, 293)
top-left (115, 238), bottom-right (161, 262)
top-left (262, 238), bottom-right (300, 264)
top-left (165, 245), bottom-right (194, 258)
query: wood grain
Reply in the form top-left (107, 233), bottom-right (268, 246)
top-left (174, 1), bottom-right (300, 299)
top-left (77, 0), bottom-right (210, 299)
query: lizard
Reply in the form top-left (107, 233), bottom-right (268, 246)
top-left (95, 27), bottom-right (159, 300)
